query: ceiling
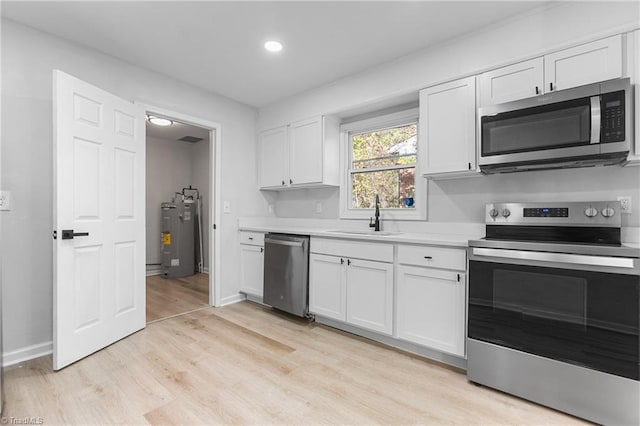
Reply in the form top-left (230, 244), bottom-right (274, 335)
top-left (2, 1), bottom-right (549, 108)
top-left (146, 116), bottom-right (210, 143)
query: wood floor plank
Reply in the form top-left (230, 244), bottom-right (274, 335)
top-left (146, 273), bottom-right (209, 322)
top-left (4, 301), bottom-right (591, 425)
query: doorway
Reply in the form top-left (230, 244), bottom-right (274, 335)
top-left (142, 106), bottom-right (221, 322)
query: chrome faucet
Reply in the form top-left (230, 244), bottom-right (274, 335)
top-left (369, 194), bottom-right (381, 232)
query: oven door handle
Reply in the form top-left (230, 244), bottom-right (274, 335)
top-left (471, 247), bottom-right (635, 269)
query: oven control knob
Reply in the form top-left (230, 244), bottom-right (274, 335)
top-left (501, 209), bottom-right (511, 218)
top-left (601, 207), bottom-right (616, 218)
top-left (489, 208), bottom-right (500, 218)
top-left (584, 207), bottom-right (598, 218)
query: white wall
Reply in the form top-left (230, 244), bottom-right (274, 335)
top-left (0, 19), bottom-right (263, 360)
top-left (260, 1), bottom-right (640, 227)
top-left (145, 135), bottom-right (210, 269)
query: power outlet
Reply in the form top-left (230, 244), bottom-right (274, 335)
top-left (0, 191), bottom-right (11, 211)
top-left (315, 202), bottom-right (323, 214)
top-left (618, 196), bottom-right (632, 214)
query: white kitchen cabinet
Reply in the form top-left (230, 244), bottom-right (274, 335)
top-left (479, 57), bottom-right (544, 106)
top-left (396, 244), bottom-right (467, 357)
top-left (258, 115), bottom-right (340, 189)
top-left (420, 76), bottom-right (477, 177)
top-left (396, 265), bottom-right (465, 357)
top-left (309, 238), bottom-right (394, 335)
top-left (258, 126), bottom-right (288, 188)
top-left (309, 253), bottom-right (346, 321)
top-left (346, 258), bottom-right (393, 335)
top-left (239, 232), bottom-right (264, 297)
top-left (479, 35), bottom-right (623, 106)
top-left (545, 35), bottom-right (622, 93)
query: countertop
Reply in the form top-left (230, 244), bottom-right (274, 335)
top-left (238, 224), bottom-right (482, 248)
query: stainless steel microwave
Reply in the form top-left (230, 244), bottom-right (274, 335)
top-left (478, 78), bottom-right (632, 174)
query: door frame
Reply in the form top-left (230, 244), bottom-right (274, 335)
top-left (140, 103), bottom-right (222, 307)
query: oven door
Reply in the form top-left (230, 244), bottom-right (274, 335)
top-left (468, 247), bottom-right (639, 380)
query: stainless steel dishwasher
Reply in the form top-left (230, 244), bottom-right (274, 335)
top-left (263, 233), bottom-right (310, 317)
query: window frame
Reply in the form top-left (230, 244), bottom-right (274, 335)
top-left (339, 107), bottom-right (426, 221)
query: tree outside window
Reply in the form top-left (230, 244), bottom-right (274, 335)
top-left (350, 123), bottom-right (417, 209)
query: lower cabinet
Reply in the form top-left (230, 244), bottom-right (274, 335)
top-left (396, 265), bottom-right (466, 357)
top-left (309, 252), bottom-right (393, 335)
top-left (239, 232), bottom-right (264, 297)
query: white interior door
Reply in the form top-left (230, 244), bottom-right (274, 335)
top-left (53, 70), bottom-right (145, 370)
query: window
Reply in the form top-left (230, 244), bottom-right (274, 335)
top-left (340, 108), bottom-right (425, 220)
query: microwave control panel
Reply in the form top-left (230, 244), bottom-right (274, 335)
top-left (601, 90), bottom-right (625, 143)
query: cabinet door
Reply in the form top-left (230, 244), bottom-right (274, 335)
top-left (309, 253), bottom-right (346, 321)
top-left (479, 57), bottom-right (544, 106)
top-left (346, 259), bottom-right (393, 335)
top-left (289, 116), bottom-right (323, 185)
top-left (420, 76), bottom-right (477, 175)
top-left (545, 35), bottom-right (622, 92)
top-left (396, 265), bottom-right (465, 356)
top-left (631, 30), bottom-right (640, 161)
top-left (240, 245), bottom-right (264, 297)
top-left (259, 126), bottom-right (288, 188)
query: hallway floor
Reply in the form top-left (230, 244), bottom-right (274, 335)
top-left (146, 273), bottom-right (209, 322)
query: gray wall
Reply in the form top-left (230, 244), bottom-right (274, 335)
top-left (1, 19), bottom-right (262, 360)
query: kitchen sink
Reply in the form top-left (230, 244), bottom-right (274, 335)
top-left (324, 229), bottom-right (402, 236)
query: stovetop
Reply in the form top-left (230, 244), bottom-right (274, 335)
top-left (469, 201), bottom-right (639, 258)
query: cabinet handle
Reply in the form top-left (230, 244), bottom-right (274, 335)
top-left (535, 86), bottom-right (539, 95)
top-left (347, 259), bottom-right (351, 266)
top-left (457, 273), bottom-right (461, 282)
top-left (281, 180), bottom-right (285, 186)
top-left (424, 256), bottom-right (433, 260)
top-left (340, 258), bottom-right (344, 264)
top-left (248, 237), bottom-right (253, 240)
top-left (260, 247), bottom-right (264, 253)
top-left (290, 179), bottom-right (293, 184)
top-left (468, 162), bottom-right (471, 170)
top-left (549, 82), bottom-right (554, 92)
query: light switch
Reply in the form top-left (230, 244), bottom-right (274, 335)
top-left (0, 191), bottom-right (11, 211)
top-left (223, 201), bottom-right (231, 213)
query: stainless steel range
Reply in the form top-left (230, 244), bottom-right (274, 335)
top-left (467, 201), bottom-right (640, 425)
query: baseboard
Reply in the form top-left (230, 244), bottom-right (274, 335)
top-left (3, 341), bottom-right (53, 367)
top-left (203, 267), bottom-right (209, 274)
top-left (217, 293), bottom-right (245, 307)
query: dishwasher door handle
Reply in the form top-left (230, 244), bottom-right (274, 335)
top-left (264, 238), bottom-right (305, 247)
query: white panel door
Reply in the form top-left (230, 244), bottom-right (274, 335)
top-left (478, 57), bottom-right (544, 106)
top-left (53, 70), bottom-right (145, 370)
top-left (420, 76), bottom-right (477, 175)
top-left (259, 126), bottom-right (288, 188)
top-left (289, 116), bottom-right (323, 185)
top-left (545, 35), bottom-right (622, 93)
top-left (346, 259), bottom-right (393, 335)
top-left (396, 265), bottom-right (465, 356)
top-left (309, 254), bottom-right (346, 321)
top-left (239, 244), bottom-right (264, 297)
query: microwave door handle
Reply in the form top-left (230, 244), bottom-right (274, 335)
top-left (590, 96), bottom-right (601, 144)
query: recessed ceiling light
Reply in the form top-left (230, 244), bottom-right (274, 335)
top-left (264, 40), bottom-right (283, 53)
top-left (147, 115), bottom-right (173, 126)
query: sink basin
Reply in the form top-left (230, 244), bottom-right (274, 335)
top-left (324, 229), bottom-right (402, 237)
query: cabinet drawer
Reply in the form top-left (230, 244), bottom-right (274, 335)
top-left (239, 231), bottom-right (264, 246)
top-left (397, 244), bottom-right (466, 270)
top-left (311, 238), bottom-right (393, 263)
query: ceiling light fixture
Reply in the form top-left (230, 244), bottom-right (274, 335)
top-left (264, 40), bottom-right (283, 53)
top-left (147, 115), bottom-right (173, 126)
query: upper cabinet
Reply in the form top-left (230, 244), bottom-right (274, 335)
top-left (258, 115), bottom-right (340, 190)
top-left (479, 35), bottom-right (623, 106)
top-left (420, 76), bottom-right (477, 177)
top-left (479, 57), bottom-right (544, 106)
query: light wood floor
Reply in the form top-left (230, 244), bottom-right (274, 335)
top-left (4, 301), bottom-right (591, 425)
top-left (146, 273), bottom-right (209, 322)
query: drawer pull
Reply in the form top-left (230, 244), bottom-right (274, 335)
top-left (423, 256), bottom-right (433, 260)
top-left (248, 237), bottom-right (253, 240)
